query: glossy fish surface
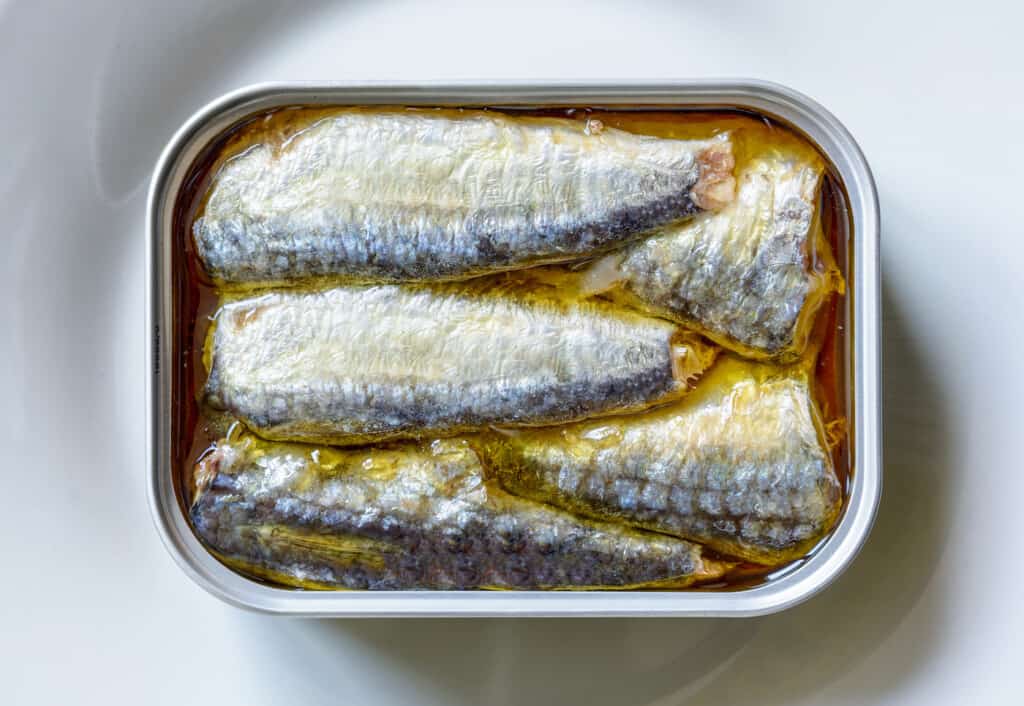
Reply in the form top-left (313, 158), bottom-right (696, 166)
top-left (582, 147), bottom-right (840, 361)
top-left (481, 357), bottom-right (842, 564)
top-left (190, 434), bottom-right (727, 590)
top-left (194, 110), bottom-right (735, 284)
top-left (204, 281), bottom-right (716, 445)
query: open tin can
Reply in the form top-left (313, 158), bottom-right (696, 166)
top-left (147, 81), bottom-right (880, 616)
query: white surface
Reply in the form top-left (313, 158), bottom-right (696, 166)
top-left (0, 0), bottom-right (1020, 703)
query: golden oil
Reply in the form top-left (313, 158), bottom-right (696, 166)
top-left (171, 105), bottom-right (853, 590)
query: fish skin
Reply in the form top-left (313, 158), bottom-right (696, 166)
top-left (204, 282), bottom-right (716, 445)
top-left (481, 357), bottom-right (842, 565)
top-left (587, 149), bottom-right (839, 361)
top-left (194, 110), bottom-right (735, 284)
top-left (190, 435), bottom-right (727, 590)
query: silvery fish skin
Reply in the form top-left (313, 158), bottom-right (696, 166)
top-left (582, 149), bottom-right (838, 361)
top-left (194, 110), bottom-right (735, 284)
top-left (190, 435), bottom-right (727, 590)
top-left (481, 357), bottom-right (842, 564)
top-left (204, 282), bottom-right (716, 445)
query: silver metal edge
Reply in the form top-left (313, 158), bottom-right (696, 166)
top-left (146, 80), bottom-right (881, 617)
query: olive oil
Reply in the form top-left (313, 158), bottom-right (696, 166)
top-left (171, 106), bottom-right (853, 590)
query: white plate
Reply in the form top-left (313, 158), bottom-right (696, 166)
top-left (2, 1), bottom-right (1022, 705)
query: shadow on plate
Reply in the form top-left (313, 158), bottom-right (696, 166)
top-left (239, 204), bottom-right (955, 705)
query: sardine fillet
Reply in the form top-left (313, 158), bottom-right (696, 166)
top-left (194, 110), bottom-right (735, 284)
top-left (589, 149), bottom-right (839, 360)
top-left (482, 358), bottom-right (842, 564)
top-left (204, 283), bottom-right (716, 445)
top-left (190, 436), bottom-right (727, 590)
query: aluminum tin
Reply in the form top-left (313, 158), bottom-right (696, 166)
top-left (147, 81), bottom-right (881, 617)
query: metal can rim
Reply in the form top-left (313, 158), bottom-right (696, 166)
top-left (146, 79), bottom-right (881, 617)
